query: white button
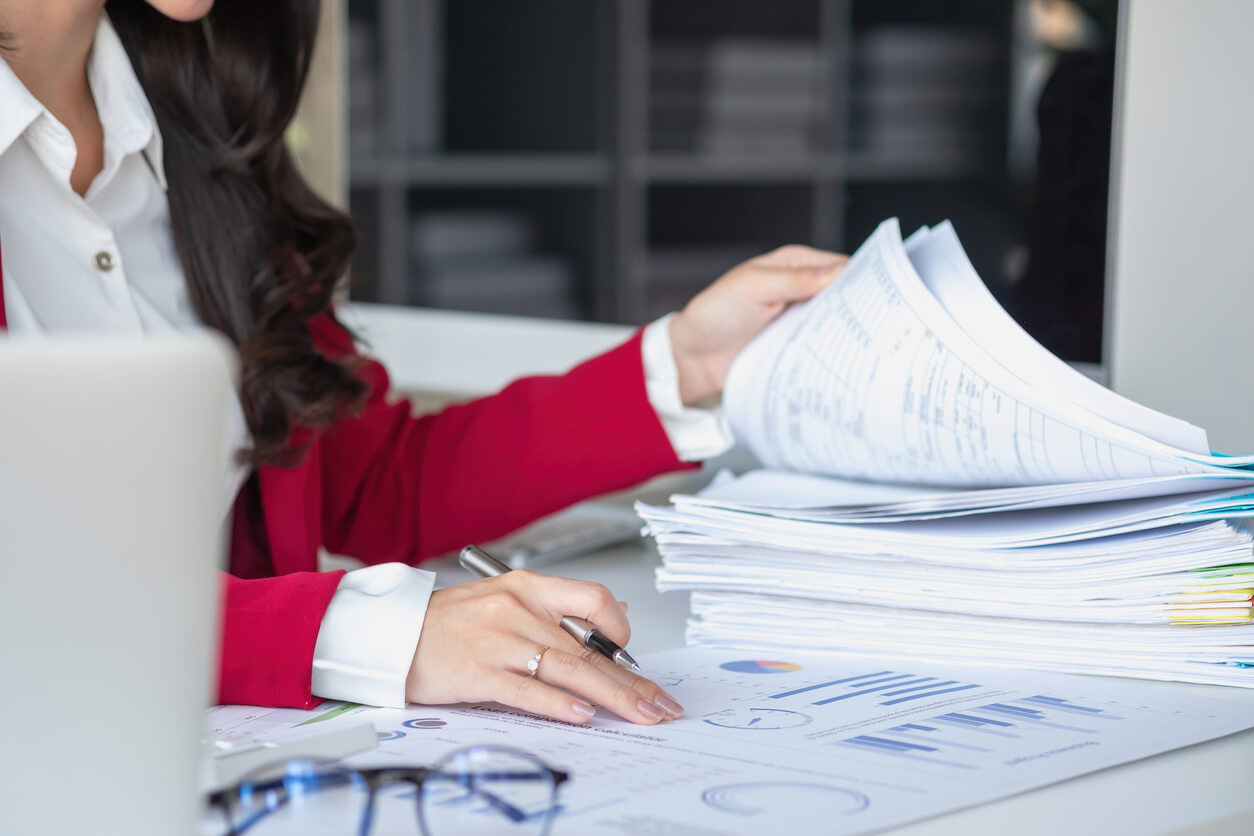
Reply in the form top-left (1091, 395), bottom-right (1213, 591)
top-left (94, 251), bottom-right (115, 272)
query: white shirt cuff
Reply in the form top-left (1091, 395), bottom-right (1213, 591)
top-left (311, 563), bottom-right (435, 708)
top-left (641, 314), bottom-right (736, 462)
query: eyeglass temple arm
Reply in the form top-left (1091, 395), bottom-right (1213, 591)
top-left (212, 772), bottom-right (355, 836)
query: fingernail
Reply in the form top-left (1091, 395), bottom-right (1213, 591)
top-left (571, 701), bottom-right (596, 720)
top-left (636, 699), bottom-right (665, 722)
top-left (618, 601), bottom-right (628, 612)
top-left (654, 693), bottom-right (684, 718)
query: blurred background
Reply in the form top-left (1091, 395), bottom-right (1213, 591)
top-left (327, 0), bottom-right (1118, 364)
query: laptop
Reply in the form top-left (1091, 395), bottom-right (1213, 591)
top-left (0, 334), bottom-right (236, 836)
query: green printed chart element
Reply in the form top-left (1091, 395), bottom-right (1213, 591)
top-left (296, 702), bottom-right (363, 726)
top-left (720, 660), bottom-right (803, 674)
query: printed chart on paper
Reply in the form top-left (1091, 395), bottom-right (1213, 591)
top-left (238, 648), bottom-right (1254, 835)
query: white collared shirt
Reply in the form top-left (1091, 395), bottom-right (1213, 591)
top-left (0, 14), bottom-right (732, 707)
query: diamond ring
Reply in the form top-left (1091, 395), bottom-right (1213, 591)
top-left (527, 646), bottom-right (550, 679)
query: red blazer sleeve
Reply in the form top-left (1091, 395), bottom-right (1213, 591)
top-left (316, 323), bottom-right (693, 563)
top-left (217, 571), bottom-right (344, 708)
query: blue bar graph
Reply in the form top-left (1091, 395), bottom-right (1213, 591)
top-left (880, 680), bottom-right (945, 697)
top-left (881, 723), bottom-right (991, 752)
top-left (978, 703), bottom-right (1097, 734)
top-left (937, 712), bottom-right (1013, 728)
top-left (834, 693), bottom-right (1128, 773)
top-left (932, 712), bottom-right (1020, 738)
top-left (768, 671), bottom-right (895, 700)
top-left (980, 703), bottom-right (1038, 718)
top-left (769, 669), bottom-right (986, 708)
top-left (812, 677), bottom-right (937, 705)
top-left (853, 673), bottom-right (920, 688)
top-left (837, 734), bottom-right (978, 770)
top-left (880, 683), bottom-right (981, 706)
top-left (1021, 695), bottom-right (1123, 719)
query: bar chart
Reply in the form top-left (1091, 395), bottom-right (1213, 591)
top-left (768, 669), bottom-right (983, 707)
top-left (836, 694), bottom-right (1125, 771)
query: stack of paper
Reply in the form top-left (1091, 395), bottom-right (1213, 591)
top-left (639, 219), bottom-right (1254, 688)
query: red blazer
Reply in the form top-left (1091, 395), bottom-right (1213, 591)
top-left (1, 244), bottom-right (692, 708)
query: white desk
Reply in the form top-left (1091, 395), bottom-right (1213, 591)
top-left (427, 533), bottom-right (1254, 836)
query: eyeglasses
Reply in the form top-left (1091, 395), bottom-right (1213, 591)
top-left (207, 745), bottom-right (570, 836)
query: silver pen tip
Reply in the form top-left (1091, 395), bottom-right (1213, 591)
top-left (615, 649), bottom-right (642, 673)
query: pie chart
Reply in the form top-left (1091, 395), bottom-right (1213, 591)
top-left (720, 660), bottom-right (803, 674)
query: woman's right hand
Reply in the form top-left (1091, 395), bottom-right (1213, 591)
top-left (404, 571), bottom-right (684, 725)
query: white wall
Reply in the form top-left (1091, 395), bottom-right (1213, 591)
top-left (1107, 0), bottom-right (1254, 453)
top-left (342, 303), bottom-right (633, 397)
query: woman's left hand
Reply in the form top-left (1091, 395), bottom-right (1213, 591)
top-left (668, 244), bottom-right (848, 405)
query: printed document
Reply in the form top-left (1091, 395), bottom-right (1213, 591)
top-left (206, 649), bottom-right (1254, 836)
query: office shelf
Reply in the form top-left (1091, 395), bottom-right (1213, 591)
top-left (347, 0), bottom-right (1021, 324)
top-left (350, 154), bottom-right (613, 187)
top-left (635, 154), bottom-right (843, 184)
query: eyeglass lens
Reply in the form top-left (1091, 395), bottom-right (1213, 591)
top-left (418, 746), bottom-right (560, 836)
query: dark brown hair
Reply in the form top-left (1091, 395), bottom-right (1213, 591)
top-left (108, 0), bottom-right (367, 466)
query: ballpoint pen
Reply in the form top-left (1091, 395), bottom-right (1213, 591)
top-left (459, 544), bottom-right (642, 673)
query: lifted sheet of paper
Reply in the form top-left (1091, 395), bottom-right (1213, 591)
top-left (724, 218), bottom-right (1253, 487)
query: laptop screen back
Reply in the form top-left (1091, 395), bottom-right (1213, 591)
top-left (0, 335), bottom-right (235, 836)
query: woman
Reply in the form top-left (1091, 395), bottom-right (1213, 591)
top-left (0, 0), bottom-right (846, 724)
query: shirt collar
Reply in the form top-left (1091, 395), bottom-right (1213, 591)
top-left (88, 13), bottom-right (167, 191)
top-left (0, 13), bottom-right (167, 191)
top-left (0, 51), bottom-right (44, 161)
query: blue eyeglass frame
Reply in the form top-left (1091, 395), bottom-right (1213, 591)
top-left (207, 745), bottom-right (571, 836)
